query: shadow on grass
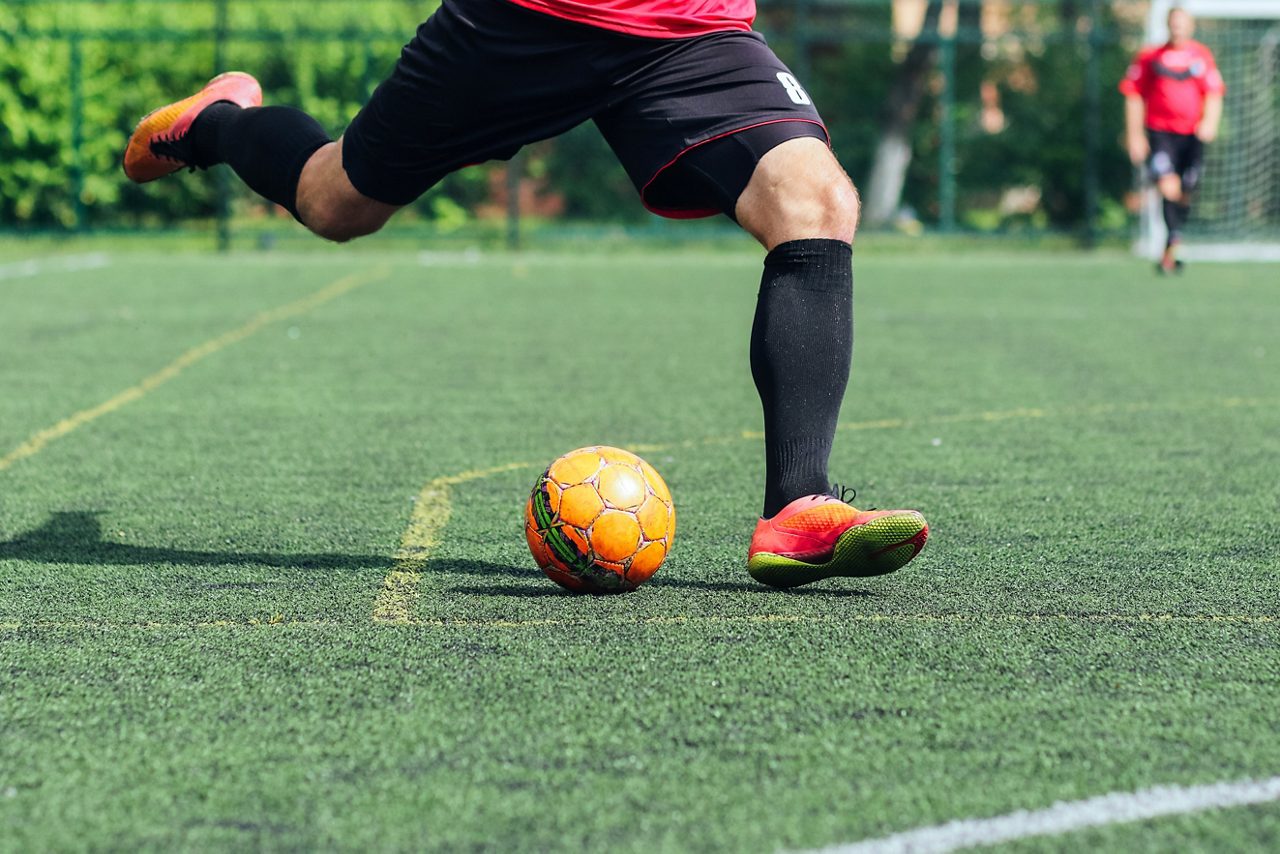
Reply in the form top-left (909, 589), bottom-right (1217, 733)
top-left (438, 563), bottom-right (771, 596)
top-left (2, 513), bottom-right (880, 599)
top-left (0, 511), bottom-right (388, 571)
top-left (446, 571), bottom-right (878, 598)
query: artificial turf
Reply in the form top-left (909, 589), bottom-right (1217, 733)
top-left (1, 246), bottom-right (1277, 851)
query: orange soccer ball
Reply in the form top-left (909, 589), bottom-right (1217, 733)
top-left (524, 446), bottom-right (675, 594)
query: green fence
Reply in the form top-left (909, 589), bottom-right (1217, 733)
top-left (1, 0), bottom-right (1152, 247)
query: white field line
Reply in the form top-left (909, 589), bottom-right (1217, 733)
top-left (0, 253), bottom-right (110, 281)
top-left (807, 776), bottom-right (1280, 854)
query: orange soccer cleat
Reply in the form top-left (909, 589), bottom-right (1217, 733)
top-left (123, 72), bottom-right (262, 183)
top-left (747, 492), bottom-right (928, 588)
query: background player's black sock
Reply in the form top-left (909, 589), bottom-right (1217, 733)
top-left (1163, 198), bottom-right (1190, 245)
top-left (190, 104), bottom-right (331, 218)
top-left (751, 238), bottom-right (853, 518)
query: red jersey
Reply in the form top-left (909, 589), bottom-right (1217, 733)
top-left (503, 0), bottom-right (755, 38)
top-left (1119, 40), bottom-right (1225, 135)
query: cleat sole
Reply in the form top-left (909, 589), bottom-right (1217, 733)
top-left (747, 511), bottom-right (928, 589)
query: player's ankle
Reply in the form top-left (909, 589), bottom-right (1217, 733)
top-left (189, 102), bottom-right (243, 168)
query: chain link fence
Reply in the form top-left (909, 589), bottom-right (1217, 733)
top-left (2, 1), bottom-right (1161, 247)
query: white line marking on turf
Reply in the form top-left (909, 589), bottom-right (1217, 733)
top-left (807, 776), bottom-right (1280, 854)
top-left (0, 253), bottom-right (110, 281)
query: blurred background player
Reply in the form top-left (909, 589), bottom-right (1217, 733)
top-left (120, 0), bottom-right (928, 588)
top-left (1120, 5), bottom-right (1225, 275)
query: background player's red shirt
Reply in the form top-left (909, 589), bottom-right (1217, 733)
top-left (1119, 40), bottom-right (1225, 135)
top-left (504, 0), bottom-right (755, 38)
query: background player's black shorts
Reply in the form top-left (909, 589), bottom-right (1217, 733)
top-left (1146, 130), bottom-right (1205, 193)
top-left (343, 0), bottom-right (828, 217)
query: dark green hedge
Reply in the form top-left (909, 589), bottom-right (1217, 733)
top-left (2, 0), bottom-right (1140, 233)
top-left (1, 1), bottom-right (447, 228)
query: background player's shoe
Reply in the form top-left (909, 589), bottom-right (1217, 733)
top-left (1157, 241), bottom-right (1185, 276)
top-left (747, 493), bottom-right (928, 588)
top-left (123, 72), bottom-right (262, 183)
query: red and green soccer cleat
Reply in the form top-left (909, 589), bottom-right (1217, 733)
top-left (122, 72), bottom-right (262, 183)
top-left (747, 493), bottom-right (928, 588)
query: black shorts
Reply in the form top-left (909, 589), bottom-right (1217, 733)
top-left (343, 0), bottom-right (828, 217)
top-left (1146, 130), bottom-right (1205, 193)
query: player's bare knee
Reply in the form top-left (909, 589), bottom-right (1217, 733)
top-left (1157, 175), bottom-right (1183, 202)
top-left (779, 176), bottom-right (859, 243)
top-left (303, 202), bottom-right (386, 243)
top-left (301, 206), bottom-right (353, 243)
top-left (825, 178), bottom-right (860, 241)
top-left (294, 140), bottom-right (396, 242)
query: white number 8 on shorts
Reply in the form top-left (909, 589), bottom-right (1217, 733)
top-left (776, 72), bottom-right (812, 106)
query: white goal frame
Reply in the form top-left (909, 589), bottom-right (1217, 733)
top-left (1136, 0), bottom-right (1280, 261)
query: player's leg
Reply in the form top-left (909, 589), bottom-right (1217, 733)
top-left (731, 137), bottom-right (927, 587)
top-left (1165, 134), bottom-right (1207, 272)
top-left (612, 121), bottom-right (927, 586)
top-left (122, 73), bottom-right (392, 241)
top-left (596, 32), bottom-right (927, 586)
top-left (294, 139), bottom-right (399, 242)
top-left (1157, 173), bottom-right (1188, 273)
top-left (1147, 131), bottom-right (1191, 273)
top-left (190, 105), bottom-right (397, 242)
top-left (731, 135), bottom-right (859, 514)
top-left (123, 0), bottom-right (609, 243)
top-left (734, 135), bottom-right (858, 248)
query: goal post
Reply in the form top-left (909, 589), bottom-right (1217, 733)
top-left (1137, 0), bottom-right (1280, 261)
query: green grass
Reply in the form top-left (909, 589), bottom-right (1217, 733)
top-left (1, 245), bottom-right (1278, 852)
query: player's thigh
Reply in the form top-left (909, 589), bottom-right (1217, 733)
top-left (1178, 136), bottom-right (1206, 196)
top-left (340, 0), bottom-right (608, 209)
top-left (734, 136), bottom-right (859, 249)
top-left (295, 139), bottom-right (399, 242)
top-left (1147, 131), bottom-right (1184, 198)
top-left (595, 31), bottom-right (827, 220)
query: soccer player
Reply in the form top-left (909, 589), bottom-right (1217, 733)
top-left (1120, 5), bottom-right (1225, 275)
top-left (122, 0), bottom-right (928, 588)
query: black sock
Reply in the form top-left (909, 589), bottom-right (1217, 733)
top-left (1163, 198), bottom-right (1190, 245)
top-left (751, 238), bottom-right (853, 518)
top-left (189, 104), bottom-right (331, 218)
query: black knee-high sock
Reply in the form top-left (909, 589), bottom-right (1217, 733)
top-left (751, 239), bottom-right (853, 518)
top-left (1163, 197), bottom-right (1190, 245)
top-left (189, 103), bottom-right (331, 218)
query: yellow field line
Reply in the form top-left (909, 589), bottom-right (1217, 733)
top-left (3, 612), bottom-right (1274, 632)
top-left (0, 266), bottom-right (390, 473)
top-left (834, 397), bottom-right (1278, 435)
top-left (371, 461), bottom-right (535, 624)
top-left (397, 612), bottom-right (1279, 629)
top-left (374, 394), bottom-right (1279, 622)
top-left (626, 398), bottom-right (1280, 451)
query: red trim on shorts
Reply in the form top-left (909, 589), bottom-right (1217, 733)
top-left (639, 118), bottom-right (830, 219)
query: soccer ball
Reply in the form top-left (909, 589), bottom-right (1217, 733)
top-left (525, 446), bottom-right (675, 594)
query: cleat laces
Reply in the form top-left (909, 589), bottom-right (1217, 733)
top-left (829, 482), bottom-right (875, 511)
top-left (148, 133), bottom-right (200, 171)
